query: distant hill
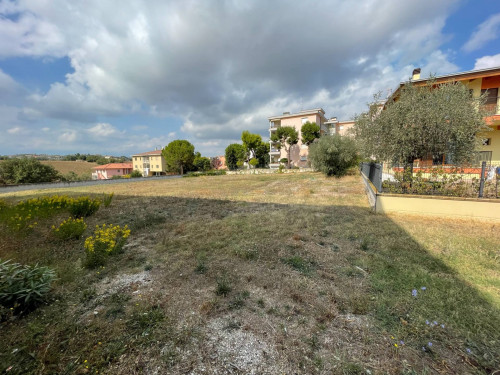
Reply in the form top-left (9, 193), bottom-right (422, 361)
top-left (41, 160), bottom-right (98, 176)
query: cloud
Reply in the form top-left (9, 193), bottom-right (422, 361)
top-left (88, 123), bottom-right (119, 137)
top-left (463, 13), bottom-right (500, 52)
top-left (0, 0), bottom-right (460, 156)
top-left (7, 127), bottom-right (22, 134)
top-left (473, 53), bottom-right (500, 70)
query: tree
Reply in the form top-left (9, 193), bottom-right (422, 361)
top-left (270, 126), bottom-right (298, 169)
top-left (254, 141), bottom-right (269, 168)
top-left (225, 144), bottom-right (245, 171)
top-left (0, 158), bottom-right (60, 184)
top-left (241, 131), bottom-right (263, 166)
top-left (193, 155), bottom-right (211, 171)
top-left (162, 140), bottom-right (195, 175)
top-left (354, 80), bottom-right (490, 168)
top-left (301, 121), bottom-right (320, 145)
top-left (309, 135), bottom-right (358, 176)
top-left (210, 156), bottom-right (223, 170)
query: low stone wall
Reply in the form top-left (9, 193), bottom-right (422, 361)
top-left (226, 168), bottom-right (314, 175)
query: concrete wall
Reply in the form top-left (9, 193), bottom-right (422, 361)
top-left (376, 194), bottom-right (500, 221)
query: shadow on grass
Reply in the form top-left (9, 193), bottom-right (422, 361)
top-left (1, 191), bottom-right (499, 374)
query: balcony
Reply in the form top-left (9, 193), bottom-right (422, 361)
top-left (269, 120), bottom-right (281, 130)
top-left (270, 148), bottom-right (280, 155)
top-left (480, 97), bottom-right (500, 115)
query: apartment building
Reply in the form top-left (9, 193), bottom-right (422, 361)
top-left (131, 149), bottom-right (166, 176)
top-left (392, 66), bottom-right (500, 165)
top-left (268, 108), bottom-right (328, 168)
top-left (323, 117), bottom-right (356, 136)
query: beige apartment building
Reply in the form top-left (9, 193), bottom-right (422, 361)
top-left (323, 118), bottom-right (355, 136)
top-left (131, 149), bottom-right (167, 176)
top-left (268, 108), bottom-right (329, 168)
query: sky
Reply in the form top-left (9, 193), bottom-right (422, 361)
top-left (1, 0), bottom-right (500, 157)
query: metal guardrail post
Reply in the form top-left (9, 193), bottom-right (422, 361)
top-left (478, 161), bottom-right (486, 198)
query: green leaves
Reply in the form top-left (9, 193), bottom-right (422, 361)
top-left (354, 80), bottom-right (490, 165)
top-left (162, 140), bottom-right (195, 175)
top-left (0, 259), bottom-right (56, 313)
top-left (225, 143), bottom-right (246, 170)
top-left (301, 121), bottom-right (320, 145)
top-left (309, 135), bottom-right (358, 176)
top-left (0, 158), bottom-right (60, 184)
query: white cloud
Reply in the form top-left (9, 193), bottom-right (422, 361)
top-left (7, 127), bottom-right (22, 134)
top-left (0, 0), bottom-right (461, 156)
top-left (463, 13), bottom-right (500, 52)
top-left (59, 131), bottom-right (77, 143)
top-left (473, 53), bottom-right (500, 70)
top-left (88, 123), bottom-right (119, 137)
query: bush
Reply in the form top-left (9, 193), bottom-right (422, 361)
top-left (0, 259), bottom-right (56, 313)
top-left (84, 224), bottom-right (131, 267)
top-left (249, 158), bottom-right (259, 168)
top-left (0, 158), bottom-right (60, 184)
top-left (309, 135), bottom-right (358, 176)
top-left (52, 217), bottom-right (87, 240)
top-left (130, 170), bottom-right (142, 178)
top-left (68, 196), bottom-right (101, 218)
top-left (185, 170), bottom-right (227, 177)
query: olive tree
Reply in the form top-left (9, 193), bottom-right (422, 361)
top-left (354, 80), bottom-right (490, 168)
top-left (309, 135), bottom-right (358, 176)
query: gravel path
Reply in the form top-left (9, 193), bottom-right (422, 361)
top-left (0, 175), bottom-right (181, 194)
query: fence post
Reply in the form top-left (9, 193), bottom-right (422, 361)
top-left (478, 161), bottom-right (486, 198)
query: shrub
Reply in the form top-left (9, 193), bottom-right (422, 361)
top-left (130, 170), bottom-right (142, 178)
top-left (0, 259), bottom-right (56, 313)
top-left (84, 224), bottom-right (131, 268)
top-left (52, 217), bottom-right (87, 240)
top-left (249, 158), bottom-right (259, 168)
top-left (68, 196), bottom-right (101, 218)
top-left (185, 170), bottom-right (227, 177)
top-left (309, 135), bottom-right (358, 176)
top-left (0, 158), bottom-right (60, 184)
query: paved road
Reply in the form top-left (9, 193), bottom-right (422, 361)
top-left (0, 175), bottom-right (182, 194)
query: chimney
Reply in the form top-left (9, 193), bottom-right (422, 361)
top-left (412, 68), bottom-right (421, 81)
top-left (283, 111), bottom-right (290, 115)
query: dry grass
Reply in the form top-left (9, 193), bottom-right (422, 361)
top-left (40, 160), bottom-right (97, 175)
top-left (1, 173), bottom-right (499, 374)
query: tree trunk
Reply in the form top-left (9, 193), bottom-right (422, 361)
top-left (287, 146), bottom-right (291, 169)
top-left (402, 157), bottom-right (414, 192)
top-left (180, 164), bottom-right (184, 175)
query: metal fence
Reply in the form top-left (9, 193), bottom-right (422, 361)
top-left (371, 161), bottom-right (500, 199)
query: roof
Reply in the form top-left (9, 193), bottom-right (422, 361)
top-left (390, 65), bottom-right (500, 102)
top-left (408, 65), bottom-right (500, 85)
top-left (268, 108), bottom-right (326, 121)
top-left (93, 163), bottom-right (133, 170)
top-left (131, 150), bottom-right (163, 157)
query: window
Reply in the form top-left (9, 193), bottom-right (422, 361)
top-left (300, 156), bottom-right (307, 161)
top-left (301, 117), bottom-right (308, 124)
top-left (156, 165), bottom-right (159, 168)
top-left (481, 88), bottom-right (498, 105)
top-left (482, 138), bottom-right (491, 146)
top-left (117, 169), bottom-right (120, 173)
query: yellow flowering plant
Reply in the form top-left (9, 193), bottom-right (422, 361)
top-left (52, 217), bottom-right (87, 240)
top-left (84, 224), bottom-right (131, 267)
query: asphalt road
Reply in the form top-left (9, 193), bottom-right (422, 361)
top-left (0, 175), bottom-right (182, 194)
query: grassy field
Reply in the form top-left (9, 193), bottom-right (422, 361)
top-left (40, 160), bottom-right (97, 176)
top-left (0, 173), bottom-right (499, 374)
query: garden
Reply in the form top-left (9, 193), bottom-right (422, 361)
top-left (0, 173), bottom-right (499, 374)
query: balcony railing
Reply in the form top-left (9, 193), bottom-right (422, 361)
top-left (270, 148), bottom-right (280, 153)
top-left (479, 97), bottom-right (500, 115)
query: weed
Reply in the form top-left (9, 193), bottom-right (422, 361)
top-left (68, 196), bottom-right (101, 218)
top-left (257, 298), bottom-right (265, 308)
top-left (127, 304), bottom-right (165, 335)
top-left (52, 217), bottom-right (87, 240)
top-left (195, 260), bottom-right (208, 274)
top-left (144, 264), bottom-right (153, 271)
top-left (84, 224), bottom-right (131, 268)
top-left (228, 291), bottom-right (250, 310)
top-left (0, 259), bottom-right (56, 313)
top-left (234, 246), bottom-right (258, 260)
top-left (102, 192), bottom-right (114, 208)
top-left (215, 275), bottom-right (232, 296)
top-left (341, 362), bottom-right (364, 375)
top-left (281, 256), bottom-right (315, 275)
